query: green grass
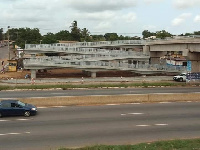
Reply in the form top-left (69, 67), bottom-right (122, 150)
top-left (58, 139), bottom-right (200, 150)
top-left (0, 82), bottom-right (191, 91)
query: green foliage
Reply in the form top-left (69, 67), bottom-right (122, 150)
top-left (118, 35), bottom-right (141, 40)
top-left (0, 82), bottom-right (188, 91)
top-left (7, 27), bottom-right (42, 48)
top-left (142, 30), bottom-right (156, 39)
top-left (142, 30), bottom-right (172, 39)
top-left (104, 33), bottom-right (118, 41)
top-left (42, 32), bottom-right (58, 44)
top-left (58, 139), bottom-right (200, 150)
top-left (55, 30), bottom-right (72, 41)
top-left (156, 30), bottom-right (172, 39)
top-left (70, 20), bottom-right (81, 41)
top-left (91, 35), bottom-right (105, 41)
top-left (0, 28), bottom-right (3, 40)
top-left (5, 22), bottom-right (200, 48)
top-left (81, 28), bottom-right (91, 42)
top-left (194, 31), bottom-right (200, 35)
top-left (180, 31), bottom-right (200, 36)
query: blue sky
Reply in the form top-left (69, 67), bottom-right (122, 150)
top-left (0, 0), bottom-right (200, 36)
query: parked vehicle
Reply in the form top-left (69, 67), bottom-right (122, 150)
top-left (173, 73), bottom-right (187, 82)
top-left (0, 100), bottom-right (37, 117)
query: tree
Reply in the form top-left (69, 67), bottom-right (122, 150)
top-left (104, 33), bottom-right (118, 41)
top-left (0, 28), bottom-right (3, 41)
top-left (194, 31), bottom-right (200, 35)
top-left (42, 32), bottom-right (58, 44)
top-left (81, 28), bottom-right (91, 42)
top-left (55, 30), bottom-right (72, 41)
top-left (142, 30), bottom-right (155, 39)
top-left (70, 20), bottom-right (81, 41)
top-left (91, 35), bottom-right (105, 41)
top-left (6, 27), bottom-right (42, 48)
top-left (156, 30), bottom-right (172, 39)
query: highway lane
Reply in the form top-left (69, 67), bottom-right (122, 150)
top-left (1, 87), bottom-right (200, 98)
top-left (1, 102), bottom-right (200, 150)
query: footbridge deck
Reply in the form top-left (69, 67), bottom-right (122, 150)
top-left (24, 39), bottom-right (189, 78)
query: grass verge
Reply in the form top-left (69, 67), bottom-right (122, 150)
top-left (58, 138), bottom-right (200, 150)
top-left (0, 82), bottom-right (191, 91)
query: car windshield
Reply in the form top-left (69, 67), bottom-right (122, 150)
top-left (17, 101), bottom-right (26, 107)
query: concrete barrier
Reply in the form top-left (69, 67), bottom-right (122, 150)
top-left (5, 93), bottom-right (199, 107)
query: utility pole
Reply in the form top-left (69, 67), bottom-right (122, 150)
top-left (8, 26), bottom-right (10, 60)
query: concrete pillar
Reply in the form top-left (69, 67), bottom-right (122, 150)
top-left (187, 52), bottom-right (200, 72)
top-left (143, 45), bottom-right (150, 55)
top-left (91, 72), bottom-right (96, 78)
top-left (31, 69), bottom-right (36, 79)
top-left (191, 61), bottom-right (200, 72)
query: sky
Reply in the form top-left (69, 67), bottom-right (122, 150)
top-left (0, 0), bottom-right (200, 36)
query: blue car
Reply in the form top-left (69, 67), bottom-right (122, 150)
top-left (0, 100), bottom-right (37, 117)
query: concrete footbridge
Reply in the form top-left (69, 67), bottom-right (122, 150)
top-left (23, 38), bottom-right (200, 78)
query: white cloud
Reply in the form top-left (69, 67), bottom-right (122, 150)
top-left (172, 13), bottom-right (192, 26)
top-left (173, 0), bottom-right (200, 9)
top-left (12, 0), bottom-right (47, 10)
top-left (194, 15), bottom-right (200, 23)
top-left (121, 13), bottom-right (137, 23)
top-left (144, 0), bottom-right (164, 4)
top-left (143, 25), bottom-right (157, 31)
top-left (65, 0), bottom-right (137, 12)
top-left (94, 22), bottom-right (112, 31)
top-left (0, 0), bottom-right (199, 36)
top-left (73, 11), bottom-right (116, 21)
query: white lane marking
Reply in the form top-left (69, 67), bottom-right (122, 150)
top-left (125, 103), bottom-right (141, 105)
top-left (0, 134), bottom-right (6, 136)
top-left (121, 114), bottom-right (126, 116)
top-left (29, 97), bottom-right (47, 99)
top-left (187, 101), bottom-right (192, 103)
top-left (0, 120), bottom-right (9, 122)
top-left (17, 119), bottom-right (30, 121)
top-left (136, 125), bottom-right (150, 127)
top-left (37, 107), bottom-right (48, 109)
top-left (131, 103), bottom-right (141, 105)
top-left (159, 102), bottom-right (172, 104)
top-left (52, 106), bottom-right (66, 108)
top-left (8, 133), bottom-right (21, 135)
top-left (128, 113), bottom-right (144, 115)
top-left (0, 132), bottom-right (31, 136)
top-left (106, 104), bottom-right (120, 106)
top-left (155, 124), bottom-right (168, 126)
top-left (51, 93), bottom-right (64, 95)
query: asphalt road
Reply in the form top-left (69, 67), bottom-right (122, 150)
top-left (1, 87), bottom-right (200, 99)
top-left (1, 102), bottom-right (200, 150)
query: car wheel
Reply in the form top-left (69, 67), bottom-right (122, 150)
top-left (24, 111), bottom-right (30, 117)
top-left (179, 78), bottom-right (183, 82)
top-left (0, 112), bottom-right (2, 118)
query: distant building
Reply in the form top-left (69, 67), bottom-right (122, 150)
top-left (145, 36), bottom-right (156, 40)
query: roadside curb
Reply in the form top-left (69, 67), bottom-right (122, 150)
top-left (7, 92), bottom-right (200, 107)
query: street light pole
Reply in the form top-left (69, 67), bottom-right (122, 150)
top-left (25, 40), bottom-right (27, 49)
top-left (40, 40), bottom-right (42, 49)
top-left (7, 26), bottom-right (10, 60)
